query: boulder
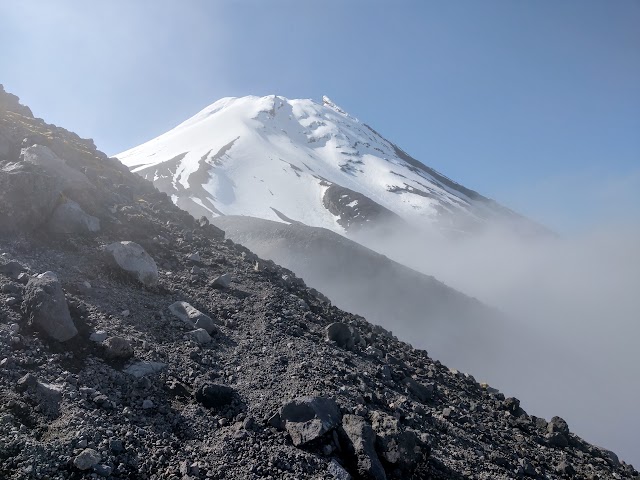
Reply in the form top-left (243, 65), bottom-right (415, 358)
top-left (103, 336), bottom-right (134, 359)
top-left (105, 241), bottom-right (158, 287)
top-left (211, 273), bottom-right (232, 289)
top-left (274, 396), bottom-right (341, 447)
top-left (194, 383), bottom-right (236, 411)
top-left (169, 301), bottom-right (219, 333)
top-left (73, 448), bottom-right (101, 470)
top-left (21, 144), bottom-right (92, 190)
top-left (370, 411), bottom-right (426, 471)
top-left (184, 328), bottom-right (212, 345)
top-left (341, 414), bottom-right (387, 480)
top-left (48, 200), bottom-right (100, 234)
top-left (0, 161), bottom-right (62, 232)
top-left (22, 271), bottom-right (77, 342)
top-left (403, 377), bottom-right (435, 403)
top-left (326, 322), bottom-right (355, 350)
top-left (548, 416), bottom-right (570, 434)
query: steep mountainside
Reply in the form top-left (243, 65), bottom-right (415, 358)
top-left (0, 87), bottom-right (636, 480)
top-left (116, 95), bottom-right (546, 238)
top-left (212, 215), bottom-right (517, 375)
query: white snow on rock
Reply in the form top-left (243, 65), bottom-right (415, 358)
top-left (117, 95), bottom-right (541, 237)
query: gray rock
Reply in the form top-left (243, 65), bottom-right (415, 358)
top-left (35, 381), bottom-right (64, 417)
top-left (186, 252), bottom-right (201, 263)
top-left (73, 448), bottom-right (101, 470)
top-left (341, 414), bottom-right (387, 480)
top-left (277, 396), bottom-right (341, 446)
top-left (327, 459), bottom-right (352, 480)
top-left (370, 410), bottom-right (426, 471)
top-left (211, 273), bottom-right (232, 288)
top-left (548, 416), bottom-right (570, 434)
top-left (169, 301), bottom-right (219, 333)
top-left (22, 144), bottom-right (92, 189)
top-left (105, 241), bottom-right (158, 287)
top-left (124, 361), bottom-right (167, 378)
top-left (142, 399), bottom-right (154, 409)
top-left (185, 328), bottom-right (212, 345)
top-left (103, 336), bottom-right (134, 359)
top-left (0, 161), bottom-right (62, 232)
top-left (22, 271), bottom-right (77, 341)
top-left (48, 200), bottom-right (100, 234)
top-left (403, 377), bottom-right (435, 403)
top-left (89, 331), bottom-right (108, 343)
top-left (326, 322), bottom-right (355, 350)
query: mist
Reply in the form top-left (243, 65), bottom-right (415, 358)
top-left (352, 221), bottom-right (640, 467)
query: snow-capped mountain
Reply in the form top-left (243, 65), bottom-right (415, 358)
top-left (116, 95), bottom-right (544, 237)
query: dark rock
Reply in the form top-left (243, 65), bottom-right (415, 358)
top-left (16, 373), bottom-right (37, 392)
top-left (547, 432), bottom-right (569, 448)
top-left (403, 377), bottom-right (434, 403)
top-left (103, 336), bottom-right (134, 359)
top-left (326, 322), bottom-right (355, 350)
top-left (370, 410), bottom-right (426, 471)
top-left (194, 383), bottom-right (236, 411)
top-left (22, 271), bottom-right (77, 341)
top-left (548, 416), bottom-right (570, 434)
top-left (340, 414), bottom-right (387, 480)
top-left (278, 396), bottom-right (342, 446)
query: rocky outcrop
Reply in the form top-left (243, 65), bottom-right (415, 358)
top-left (22, 271), bottom-right (77, 341)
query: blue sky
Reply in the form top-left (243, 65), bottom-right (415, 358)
top-left (1, 0), bottom-right (638, 232)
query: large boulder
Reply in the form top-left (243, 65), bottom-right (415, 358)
top-left (326, 322), bottom-right (364, 350)
top-left (21, 144), bottom-right (92, 190)
top-left (0, 161), bottom-right (63, 232)
top-left (341, 414), bottom-right (387, 480)
top-left (272, 396), bottom-right (342, 447)
top-left (168, 301), bottom-right (219, 333)
top-left (22, 271), bottom-right (77, 342)
top-left (48, 200), bottom-right (100, 234)
top-left (370, 411), bottom-right (427, 472)
top-left (105, 241), bottom-right (158, 287)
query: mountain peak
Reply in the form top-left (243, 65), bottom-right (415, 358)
top-left (322, 95), bottom-right (347, 114)
top-left (117, 94), bottom-right (544, 239)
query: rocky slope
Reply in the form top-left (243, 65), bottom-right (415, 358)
top-left (0, 86), bottom-right (637, 480)
top-left (212, 215), bottom-right (524, 376)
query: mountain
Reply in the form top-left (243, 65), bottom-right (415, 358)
top-left (1, 87), bottom-right (637, 479)
top-left (116, 95), bottom-right (546, 238)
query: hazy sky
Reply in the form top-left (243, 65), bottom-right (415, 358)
top-left (1, 0), bottom-right (639, 231)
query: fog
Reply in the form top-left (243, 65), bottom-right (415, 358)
top-left (352, 221), bottom-right (640, 467)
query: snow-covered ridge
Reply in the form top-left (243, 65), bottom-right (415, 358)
top-left (117, 94), bottom-right (543, 237)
